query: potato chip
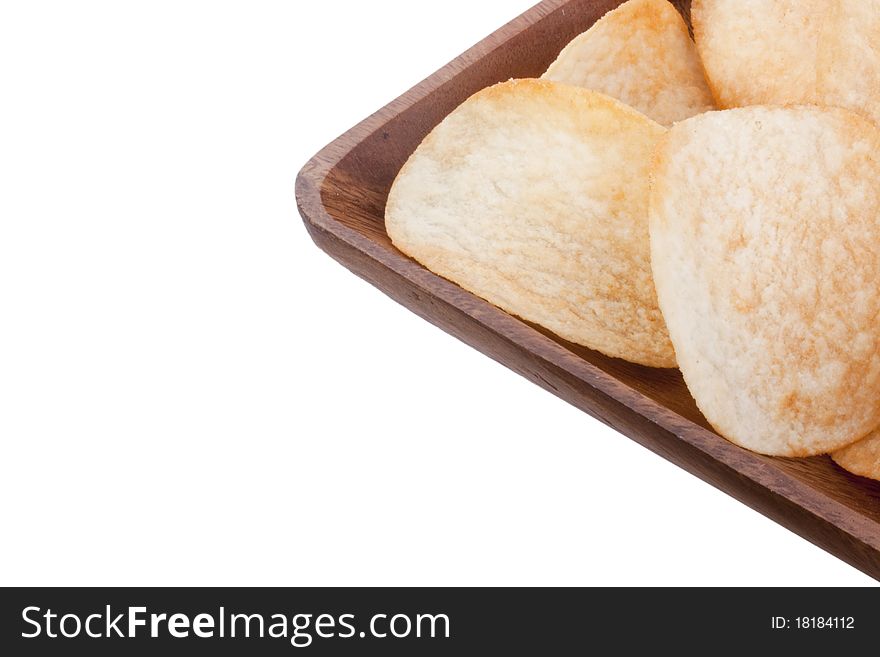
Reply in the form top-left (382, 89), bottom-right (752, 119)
top-left (649, 106), bottom-right (880, 456)
top-left (543, 0), bottom-right (714, 126)
top-left (692, 0), bottom-right (826, 108)
top-left (833, 429), bottom-right (880, 481)
top-left (386, 79), bottom-right (676, 367)
top-left (817, 0), bottom-right (880, 125)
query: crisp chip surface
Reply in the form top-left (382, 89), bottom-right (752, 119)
top-left (833, 429), bottom-right (880, 481)
top-left (385, 79), bottom-right (676, 367)
top-left (692, 0), bottom-right (826, 108)
top-left (695, 0), bottom-right (880, 124)
top-left (818, 0), bottom-right (880, 126)
top-left (543, 0), bottom-right (714, 126)
top-left (649, 106), bottom-right (880, 456)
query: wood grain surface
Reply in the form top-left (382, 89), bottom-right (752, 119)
top-left (296, 0), bottom-right (880, 580)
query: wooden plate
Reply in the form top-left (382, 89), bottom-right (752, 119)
top-left (296, 0), bottom-right (880, 580)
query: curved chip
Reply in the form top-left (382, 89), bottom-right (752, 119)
top-left (692, 0), bottom-right (826, 108)
top-left (833, 429), bottom-right (880, 481)
top-left (386, 79), bottom-right (676, 367)
top-left (649, 106), bottom-right (880, 456)
top-left (543, 0), bottom-right (714, 126)
top-left (817, 0), bottom-right (880, 126)
top-left (694, 0), bottom-right (880, 124)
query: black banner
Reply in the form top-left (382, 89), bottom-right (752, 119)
top-left (0, 587), bottom-right (874, 654)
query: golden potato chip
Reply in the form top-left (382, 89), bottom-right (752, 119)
top-left (543, 0), bottom-right (714, 126)
top-left (817, 0), bottom-right (880, 125)
top-left (833, 429), bottom-right (880, 481)
top-left (649, 106), bottom-right (880, 456)
top-left (692, 0), bottom-right (826, 108)
top-left (386, 79), bottom-right (676, 367)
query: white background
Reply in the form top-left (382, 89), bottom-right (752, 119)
top-left (0, 0), bottom-right (873, 586)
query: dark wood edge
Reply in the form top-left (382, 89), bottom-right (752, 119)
top-left (295, 0), bottom-right (880, 578)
